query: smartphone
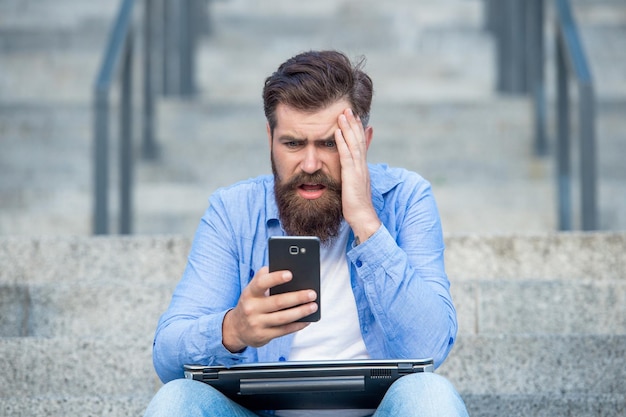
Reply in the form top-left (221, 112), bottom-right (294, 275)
top-left (268, 236), bottom-right (321, 322)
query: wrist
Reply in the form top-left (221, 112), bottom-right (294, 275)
top-left (222, 310), bottom-right (246, 353)
top-left (351, 218), bottom-right (381, 246)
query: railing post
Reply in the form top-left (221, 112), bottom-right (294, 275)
top-left (163, 0), bottom-right (176, 95)
top-left (556, 30), bottom-right (572, 231)
top-left (511, 0), bottom-right (528, 93)
top-left (555, 0), bottom-right (598, 231)
top-left (93, 0), bottom-right (136, 235)
top-left (119, 31), bottom-right (134, 235)
top-left (579, 83), bottom-right (597, 230)
top-left (493, 0), bottom-right (529, 94)
top-left (142, 0), bottom-right (158, 159)
top-left (528, 0), bottom-right (547, 156)
top-left (94, 92), bottom-right (110, 235)
top-left (179, 0), bottom-right (194, 96)
top-left (157, 0), bottom-right (199, 97)
top-left (493, 0), bottom-right (507, 92)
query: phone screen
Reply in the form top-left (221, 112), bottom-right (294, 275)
top-left (268, 236), bottom-right (321, 322)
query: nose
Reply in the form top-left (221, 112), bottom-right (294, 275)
top-left (300, 146), bottom-right (322, 174)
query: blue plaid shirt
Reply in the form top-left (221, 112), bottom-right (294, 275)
top-left (153, 164), bottom-right (457, 383)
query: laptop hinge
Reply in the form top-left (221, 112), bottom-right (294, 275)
top-left (397, 363), bottom-right (413, 375)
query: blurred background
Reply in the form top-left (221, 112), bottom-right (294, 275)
top-left (1, 0), bottom-right (625, 238)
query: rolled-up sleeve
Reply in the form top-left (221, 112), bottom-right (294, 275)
top-left (152, 196), bottom-right (253, 383)
top-left (347, 171), bottom-right (457, 368)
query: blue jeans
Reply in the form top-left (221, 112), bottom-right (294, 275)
top-left (143, 373), bottom-right (469, 417)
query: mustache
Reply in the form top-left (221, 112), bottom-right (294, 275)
top-left (283, 171), bottom-right (342, 192)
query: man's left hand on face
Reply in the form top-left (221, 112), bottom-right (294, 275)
top-left (335, 108), bottom-right (381, 244)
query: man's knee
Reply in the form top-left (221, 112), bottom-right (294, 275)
top-left (154, 378), bottom-right (199, 402)
top-left (377, 372), bottom-right (468, 417)
top-left (143, 379), bottom-right (221, 417)
top-left (391, 372), bottom-right (458, 397)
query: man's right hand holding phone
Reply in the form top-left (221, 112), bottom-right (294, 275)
top-left (221, 266), bottom-right (318, 353)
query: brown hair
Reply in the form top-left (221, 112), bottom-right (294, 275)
top-left (263, 50), bottom-right (373, 136)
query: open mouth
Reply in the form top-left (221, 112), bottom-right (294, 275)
top-left (297, 183), bottom-right (327, 200)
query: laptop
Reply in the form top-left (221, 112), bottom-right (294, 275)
top-left (184, 358), bottom-right (434, 410)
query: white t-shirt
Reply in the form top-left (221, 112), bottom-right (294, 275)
top-left (288, 222), bottom-right (369, 361)
top-left (276, 223), bottom-right (373, 417)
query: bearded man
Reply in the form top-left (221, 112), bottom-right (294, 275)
top-left (145, 50), bottom-right (468, 417)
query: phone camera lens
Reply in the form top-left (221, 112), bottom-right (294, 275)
top-left (289, 246), bottom-right (299, 255)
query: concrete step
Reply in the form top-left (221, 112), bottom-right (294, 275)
top-left (206, 0), bottom-right (486, 52)
top-left (0, 282), bottom-right (173, 339)
top-left (0, 337), bottom-right (158, 398)
top-left (0, 103), bottom-right (91, 194)
top-left (197, 33), bottom-right (495, 104)
top-left (3, 234), bottom-right (623, 285)
top-left (572, 0), bottom-right (626, 100)
top-left (0, 0), bottom-right (118, 53)
top-left (0, 396), bottom-right (152, 417)
top-left (580, 26), bottom-right (626, 99)
top-left (1, 275), bottom-right (624, 339)
top-left (198, 0), bottom-right (493, 104)
top-left (0, 236), bottom-right (190, 286)
top-left (462, 393), bottom-right (626, 417)
top-left (1, 234), bottom-right (624, 340)
top-left (438, 334), bottom-right (626, 395)
top-left (0, 21), bottom-right (110, 53)
top-left (452, 278), bottom-right (626, 335)
top-left (0, 1), bottom-right (117, 30)
top-left (0, 50), bottom-right (102, 104)
top-left (210, 0), bottom-right (484, 24)
top-left (443, 233), bottom-right (626, 282)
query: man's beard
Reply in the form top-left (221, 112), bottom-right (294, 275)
top-left (272, 158), bottom-right (343, 245)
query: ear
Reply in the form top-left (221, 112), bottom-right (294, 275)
top-left (364, 125), bottom-right (374, 150)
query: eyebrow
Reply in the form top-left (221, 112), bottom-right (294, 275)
top-left (276, 134), bottom-right (336, 143)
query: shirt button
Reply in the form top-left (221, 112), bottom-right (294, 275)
top-left (279, 356), bottom-right (286, 362)
top-left (249, 269), bottom-right (255, 279)
top-left (356, 260), bottom-right (363, 268)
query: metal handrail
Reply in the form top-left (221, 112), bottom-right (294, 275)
top-left (554, 0), bottom-right (597, 230)
top-left (93, 0), bottom-right (137, 235)
top-left (487, 0), bottom-right (597, 231)
top-left (93, 0), bottom-right (202, 235)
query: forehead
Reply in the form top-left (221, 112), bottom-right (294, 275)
top-left (274, 99), bottom-right (350, 139)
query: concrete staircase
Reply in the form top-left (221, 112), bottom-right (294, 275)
top-left (0, 1), bottom-right (117, 236)
top-left (0, 236), bottom-right (186, 416)
top-left (438, 233), bottom-right (626, 415)
top-left (2, 0), bottom-right (625, 237)
top-left (1, 0), bottom-right (626, 415)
